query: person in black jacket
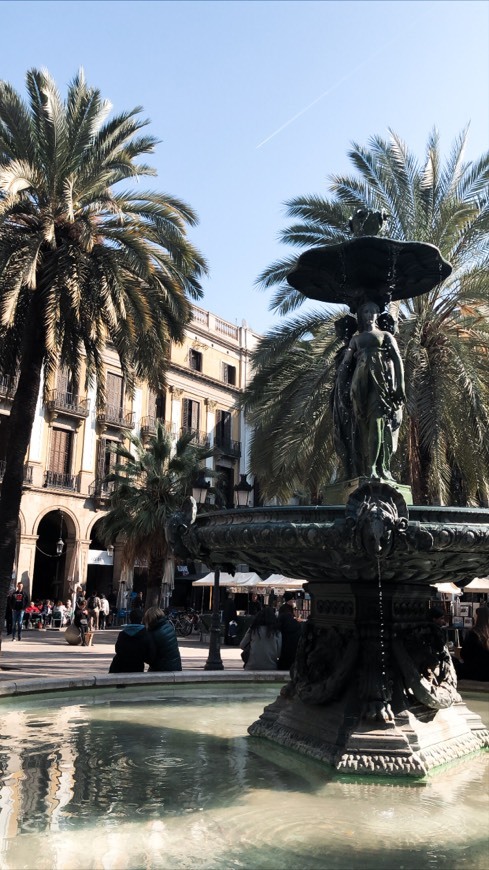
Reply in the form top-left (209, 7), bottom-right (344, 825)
top-left (9, 582), bottom-right (29, 641)
top-left (277, 602), bottom-right (302, 670)
top-left (144, 606), bottom-right (182, 671)
top-left (459, 605), bottom-right (489, 681)
top-left (109, 609), bottom-right (148, 673)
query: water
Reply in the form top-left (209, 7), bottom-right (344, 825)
top-left (0, 684), bottom-right (487, 869)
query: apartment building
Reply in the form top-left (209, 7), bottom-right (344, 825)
top-left (0, 305), bottom-right (259, 604)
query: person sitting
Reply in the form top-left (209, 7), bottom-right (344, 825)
top-left (144, 606), bottom-right (182, 672)
top-left (277, 602), bottom-right (302, 670)
top-left (240, 606), bottom-right (282, 670)
top-left (52, 601), bottom-right (66, 628)
top-left (109, 609), bottom-right (148, 673)
top-left (459, 605), bottom-right (489, 681)
top-left (64, 600), bottom-right (74, 625)
top-left (24, 602), bottom-right (41, 630)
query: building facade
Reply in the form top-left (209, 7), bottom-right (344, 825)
top-left (0, 305), bottom-right (259, 604)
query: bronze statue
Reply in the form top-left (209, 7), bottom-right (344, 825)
top-left (336, 301), bottom-right (405, 479)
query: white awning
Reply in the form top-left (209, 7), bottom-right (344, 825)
top-left (192, 572), bottom-right (262, 587)
top-left (431, 582), bottom-right (463, 595)
top-left (462, 577), bottom-right (489, 593)
top-left (192, 572), bottom-right (305, 590)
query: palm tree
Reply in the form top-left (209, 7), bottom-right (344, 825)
top-left (245, 129), bottom-right (489, 505)
top-left (0, 69), bottom-right (207, 631)
top-left (99, 423), bottom-right (214, 609)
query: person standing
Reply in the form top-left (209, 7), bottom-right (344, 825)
top-left (9, 581), bottom-right (29, 641)
top-left (277, 602), bottom-right (302, 670)
top-left (74, 598), bottom-right (90, 646)
top-left (98, 594), bottom-right (110, 630)
top-left (459, 605), bottom-right (489, 681)
top-left (86, 591), bottom-right (101, 630)
top-left (240, 606), bottom-right (282, 670)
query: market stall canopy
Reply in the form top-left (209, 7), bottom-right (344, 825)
top-left (192, 572), bottom-right (262, 587)
top-left (461, 577), bottom-right (489, 593)
top-left (431, 582), bottom-right (463, 595)
top-left (192, 572), bottom-right (305, 590)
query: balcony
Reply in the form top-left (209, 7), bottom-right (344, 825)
top-left (89, 478), bottom-right (115, 508)
top-left (46, 390), bottom-right (90, 420)
top-left (180, 427), bottom-right (210, 448)
top-left (0, 460), bottom-right (33, 485)
top-left (0, 373), bottom-right (19, 400)
top-left (97, 405), bottom-right (135, 430)
top-left (140, 415), bottom-right (157, 438)
top-left (141, 418), bottom-right (176, 439)
top-left (214, 434), bottom-right (241, 458)
top-left (44, 470), bottom-right (77, 491)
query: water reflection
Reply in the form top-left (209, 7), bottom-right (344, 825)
top-left (0, 688), bottom-right (487, 869)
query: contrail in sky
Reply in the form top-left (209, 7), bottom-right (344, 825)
top-left (256, 16), bottom-right (426, 149)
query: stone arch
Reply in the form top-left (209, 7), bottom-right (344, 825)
top-left (32, 505), bottom-right (80, 541)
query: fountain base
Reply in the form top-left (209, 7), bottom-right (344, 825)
top-left (323, 476), bottom-right (413, 506)
top-left (249, 691), bottom-right (489, 777)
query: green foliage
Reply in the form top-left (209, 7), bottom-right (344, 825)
top-left (100, 422), bottom-right (213, 571)
top-left (0, 68), bottom-right (207, 401)
top-left (248, 130), bottom-right (489, 505)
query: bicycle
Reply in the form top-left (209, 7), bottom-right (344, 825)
top-left (167, 610), bottom-right (194, 637)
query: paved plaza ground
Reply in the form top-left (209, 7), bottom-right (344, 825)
top-left (0, 625), bottom-right (245, 682)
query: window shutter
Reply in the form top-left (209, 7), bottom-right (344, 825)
top-left (49, 429), bottom-right (72, 474)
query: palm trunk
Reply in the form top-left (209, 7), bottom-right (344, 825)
top-left (145, 551), bottom-right (164, 610)
top-left (0, 307), bottom-right (44, 651)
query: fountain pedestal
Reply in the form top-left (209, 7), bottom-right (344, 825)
top-left (249, 579), bottom-right (488, 776)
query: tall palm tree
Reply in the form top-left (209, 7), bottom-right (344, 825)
top-left (99, 423), bottom-right (214, 609)
top-left (245, 129), bottom-right (489, 504)
top-left (0, 69), bottom-right (207, 631)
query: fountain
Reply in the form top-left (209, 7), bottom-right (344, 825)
top-left (176, 216), bottom-right (489, 776)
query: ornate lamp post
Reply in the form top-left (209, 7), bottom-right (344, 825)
top-left (204, 567), bottom-right (224, 670)
top-left (234, 473), bottom-right (253, 508)
top-left (192, 471), bottom-right (211, 507)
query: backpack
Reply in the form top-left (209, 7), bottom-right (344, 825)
top-left (88, 595), bottom-right (97, 609)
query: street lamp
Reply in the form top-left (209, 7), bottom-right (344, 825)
top-left (234, 473), bottom-right (253, 508)
top-left (54, 511), bottom-right (64, 600)
top-left (204, 568), bottom-right (224, 671)
top-left (192, 471), bottom-right (211, 506)
top-left (56, 510), bottom-right (65, 555)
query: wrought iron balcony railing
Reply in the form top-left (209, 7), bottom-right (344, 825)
top-left (0, 373), bottom-right (19, 399)
top-left (88, 478), bottom-right (115, 506)
top-left (46, 390), bottom-right (90, 418)
top-left (97, 405), bottom-right (135, 429)
top-left (44, 470), bottom-right (77, 491)
top-left (180, 427), bottom-right (210, 448)
top-left (0, 460), bottom-right (33, 484)
top-left (140, 418), bottom-right (176, 439)
top-left (214, 434), bottom-right (241, 458)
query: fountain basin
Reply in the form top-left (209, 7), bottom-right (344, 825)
top-left (0, 683), bottom-right (487, 869)
top-left (178, 495), bottom-right (489, 775)
top-left (286, 236), bottom-right (453, 310)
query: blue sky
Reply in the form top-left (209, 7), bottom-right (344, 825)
top-left (1, 0), bottom-right (488, 333)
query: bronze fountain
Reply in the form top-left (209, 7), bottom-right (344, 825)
top-left (175, 214), bottom-right (489, 776)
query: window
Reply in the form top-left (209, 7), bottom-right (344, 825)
top-left (223, 363), bottom-right (236, 386)
top-left (107, 373), bottom-right (124, 412)
top-left (97, 438), bottom-right (119, 477)
top-left (49, 428), bottom-right (73, 475)
top-left (57, 366), bottom-right (75, 397)
top-left (189, 349), bottom-right (202, 372)
top-left (182, 398), bottom-right (200, 431)
top-left (215, 410), bottom-right (232, 447)
top-left (148, 389), bottom-right (166, 420)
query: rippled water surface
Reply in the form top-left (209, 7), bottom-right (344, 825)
top-left (0, 685), bottom-right (487, 869)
